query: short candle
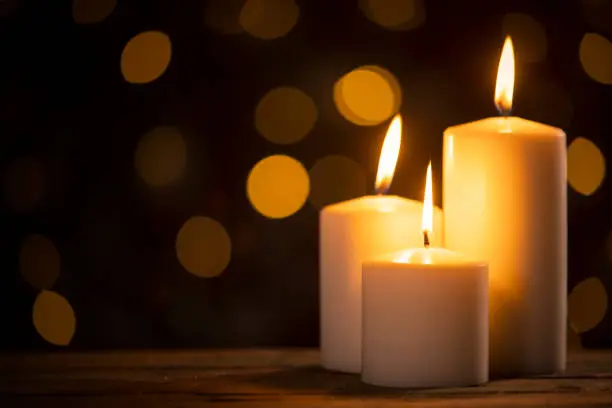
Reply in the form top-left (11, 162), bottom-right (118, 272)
top-left (361, 163), bottom-right (489, 388)
top-left (320, 115), bottom-right (443, 374)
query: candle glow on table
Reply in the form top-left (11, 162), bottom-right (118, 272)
top-left (361, 163), bottom-right (489, 388)
top-left (320, 115), bottom-right (444, 374)
top-left (443, 37), bottom-right (567, 376)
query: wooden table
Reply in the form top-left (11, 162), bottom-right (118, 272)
top-left (1, 349), bottom-right (611, 407)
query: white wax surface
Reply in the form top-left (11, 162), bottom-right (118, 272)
top-left (320, 195), bottom-right (444, 373)
top-left (362, 247), bottom-right (489, 388)
top-left (443, 116), bottom-right (567, 377)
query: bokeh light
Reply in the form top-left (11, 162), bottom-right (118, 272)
top-left (334, 65), bottom-right (402, 126)
top-left (255, 87), bottom-right (317, 145)
top-left (359, 0), bottom-right (425, 31)
top-left (19, 234), bottom-right (61, 290)
top-left (33, 290), bottom-right (76, 346)
top-left (72, 0), bottom-right (116, 24)
top-left (567, 137), bottom-right (605, 196)
top-left (501, 13), bottom-right (547, 63)
top-left (247, 155), bottom-right (309, 219)
top-left (309, 155), bottom-right (367, 208)
top-left (4, 156), bottom-right (45, 212)
top-left (568, 277), bottom-right (608, 334)
top-left (580, 33), bottom-right (612, 85)
top-left (239, 0), bottom-right (299, 40)
top-left (134, 126), bottom-right (187, 187)
top-left (121, 31), bottom-right (172, 84)
top-left (176, 216), bottom-right (232, 278)
top-left (203, 0), bottom-right (244, 35)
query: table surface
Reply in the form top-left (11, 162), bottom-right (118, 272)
top-left (1, 349), bottom-right (611, 407)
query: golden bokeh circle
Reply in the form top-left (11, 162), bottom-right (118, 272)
top-left (33, 290), bottom-right (76, 346)
top-left (255, 87), bottom-right (317, 145)
top-left (334, 65), bottom-right (402, 126)
top-left (568, 277), bottom-right (608, 334)
top-left (567, 137), bottom-right (606, 196)
top-left (309, 155), bottom-right (367, 208)
top-left (72, 0), bottom-right (117, 24)
top-left (19, 234), bottom-right (61, 291)
top-left (247, 155), bottom-right (310, 219)
top-left (359, 0), bottom-right (425, 31)
top-left (121, 31), bottom-right (172, 84)
top-left (580, 33), bottom-right (612, 85)
top-left (4, 156), bottom-right (45, 212)
top-left (135, 126), bottom-right (187, 187)
top-left (239, 0), bottom-right (299, 40)
top-left (502, 13), bottom-right (547, 63)
top-left (203, 0), bottom-right (244, 35)
top-left (176, 216), bottom-right (232, 278)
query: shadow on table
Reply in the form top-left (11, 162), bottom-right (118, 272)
top-left (232, 365), bottom-right (488, 397)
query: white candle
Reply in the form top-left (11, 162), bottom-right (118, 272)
top-left (443, 37), bottom-right (567, 377)
top-left (362, 163), bottom-right (488, 388)
top-left (320, 115), bottom-right (443, 374)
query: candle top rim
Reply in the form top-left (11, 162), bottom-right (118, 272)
top-left (365, 247), bottom-right (488, 268)
top-left (445, 116), bottom-right (564, 137)
top-left (321, 195), bottom-right (443, 213)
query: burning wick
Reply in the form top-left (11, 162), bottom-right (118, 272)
top-left (423, 230), bottom-right (430, 248)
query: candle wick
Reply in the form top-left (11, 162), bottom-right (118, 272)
top-left (423, 230), bottom-right (430, 248)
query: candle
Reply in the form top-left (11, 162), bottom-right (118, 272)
top-left (320, 115), bottom-right (443, 373)
top-left (443, 37), bottom-right (567, 377)
top-left (361, 163), bottom-right (489, 388)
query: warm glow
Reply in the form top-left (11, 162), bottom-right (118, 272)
top-left (421, 161), bottom-right (433, 236)
top-left (495, 36), bottom-right (515, 115)
top-left (374, 114), bottom-right (402, 194)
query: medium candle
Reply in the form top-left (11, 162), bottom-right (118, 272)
top-left (361, 163), bottom-right (488, 388)
top-left (443, 37), bottom-right (567, 376)
top-left (320, 115), bottom-right (443, 374)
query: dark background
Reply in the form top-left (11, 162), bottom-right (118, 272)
top-left (0, 0), bottom-right (610, 350)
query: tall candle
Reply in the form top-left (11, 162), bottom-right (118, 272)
top-left (320, 115), bottom-right (443, 373)
top-left (362, 163), bottom-right (488, 388)
top-left (443, 37), bottom-right (566, 377)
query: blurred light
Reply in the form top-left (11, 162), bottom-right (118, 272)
top-left (502, 13), bottom-right (547, 63)
top-left (4, 156), bottom-right (45, 212)
top-left (203, 0), bottom-right (244, 34)
top-left (19, 234), bottom-right (61, 290)
top-left (309, 155), bottom-right (366, 208)
top-left (567, 137), bottom-right (605, 196)
top-left (359, 0), bottom-right (425, 31)
top-left (239, 0), bottom-right (299, 40)
top-left (176, 216), bottom-right (232, 278)
top-left (33, 290), bottom-right (76, 346)
top-left (568, 277), bottom-right (608, 334)
top-left (135, 126), bottom-right (187, 187)
top-left (72, 0), bottom-right (116, 24)
top-left (255, 87), bottom-right (317, 144)
top-left (580, 33), bottom-right (612, 85)
top-left (121, 31), bottom-right (172, 84)
top-left (247, 155), bottom-right (309, 218)
top-left (334, 65), bottom-right (402, 126)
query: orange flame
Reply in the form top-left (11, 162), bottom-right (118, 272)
top-left (375, 114), bottom-right (402, 194)
top-left (495, 36), bottom-right (515, 115)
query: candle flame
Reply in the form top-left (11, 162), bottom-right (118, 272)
top-left (421, 161), bottom-right (433, 244)
top-left (495, 36), bottom-right (514, 116)
top-left (375, 114), bottom-right (402, 194)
